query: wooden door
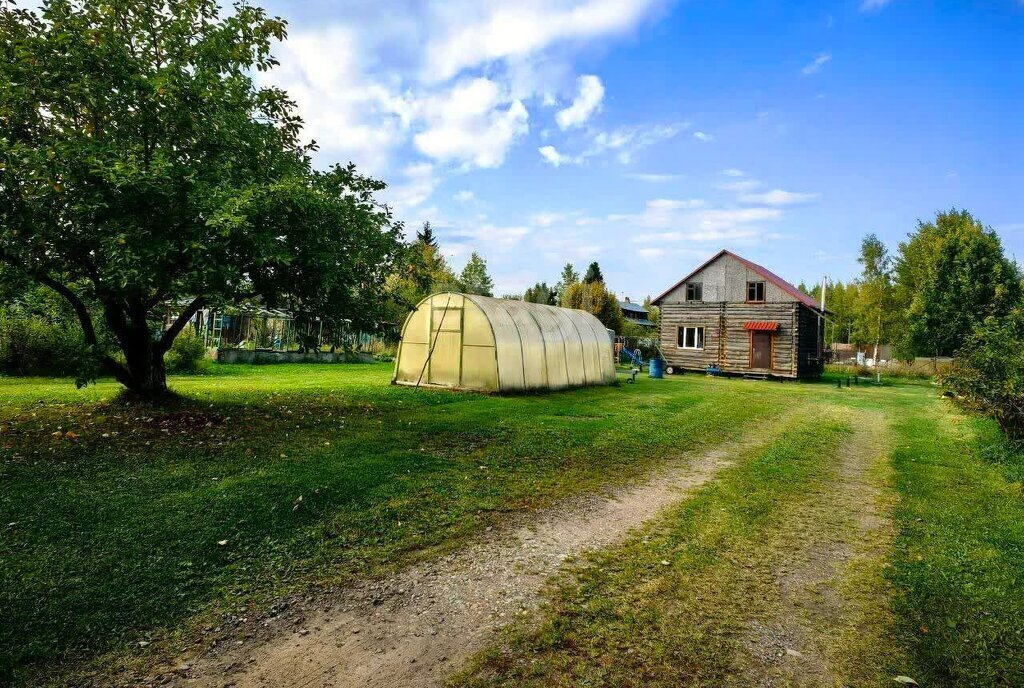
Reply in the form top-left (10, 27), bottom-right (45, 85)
top-left (750, 332), bottom-right (772, 369)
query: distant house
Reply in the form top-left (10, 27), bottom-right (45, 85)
top-left (830, 342), bottom-right (893, 365)
top-left (651, 249), bottom-right (826, 379)
top-left (618, 297), bottom-right (656, 329)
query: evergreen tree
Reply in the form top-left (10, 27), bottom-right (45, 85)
top-left (416, 221), bottom-right (438, 249)
top-left (458, 252), bottom-right (494, 296)
top-left (556, 263), bottom-right (579, 306)
top-left (382, 237), bottom-right (457, 324)
top-left (583, 261), bottom-right (604, 284)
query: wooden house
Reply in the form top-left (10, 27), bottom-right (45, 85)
top-left (618, 297), bottom-right (656, 329)
top-left (651, 250), bottom-right (826, 379)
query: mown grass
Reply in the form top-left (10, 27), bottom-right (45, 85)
top-left (887, 393), bottom-right (1024, 686)
top-left (3, 366), bottom-right (1023, 687)
top-left (1, 364), bottom-right (812, 685)
top-left (448, 410), bottom-right (858, 687)
top-left (451, 376), bottom-right (1024, 688)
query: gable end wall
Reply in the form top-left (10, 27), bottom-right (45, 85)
top-left (658, 254), bottom-right (800, 304)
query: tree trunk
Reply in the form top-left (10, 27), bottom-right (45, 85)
top-left (119, 328), bottom-right (170, 399)
top-left (104, 303), bottom-right (171, 400)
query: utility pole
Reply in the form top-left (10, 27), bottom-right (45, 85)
top-left (820, 276), bottom-right (828, 345)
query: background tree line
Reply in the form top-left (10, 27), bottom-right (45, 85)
top-left (807, 209), bottom-right (1024, 437)
top-left (802, 209), bottom-right (1021, 362)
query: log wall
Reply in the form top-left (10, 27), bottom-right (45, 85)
top-left (659, 302), bottom-right (803, 378)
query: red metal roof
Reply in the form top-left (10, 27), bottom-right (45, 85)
top-left (743, 321), bottom-right (780, 332)
top-left (651, 249), bottom-right (824, 311)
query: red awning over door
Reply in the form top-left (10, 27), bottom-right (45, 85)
top-left (744, 321), bottom-right (780, 332)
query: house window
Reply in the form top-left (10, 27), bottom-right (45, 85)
top-left (685, 283), bottom-right (702, 301)
top-left (677, 326), bottom-right (705, 350)
top-left (746, 281), bottom-right (765, 302)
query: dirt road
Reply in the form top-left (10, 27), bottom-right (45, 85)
top-left (169, 444), bottom-right (742, 687)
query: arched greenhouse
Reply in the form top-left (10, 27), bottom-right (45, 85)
top-left (393, 292), bottom-right (616, 392)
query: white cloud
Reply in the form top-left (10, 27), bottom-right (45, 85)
top-left (717, 179), bottom-right (761, 192)
top-left (530, 211), bottom-right (564, 226)
top-left (556, 74), bottom-right (605, 129)
top-left (590, 122), bottom-right (687, 163)
top-left (385, 162), bottom-right (440, 215)
top-left (721, 168), bottom-right (745, 177)
top-left (647, 198), bottom-right (705, 211)
top-left (414, 78), bottom-right (530, 168)
top-left (860, 0), bottom-right (892, 11)
top-left (538, 145), bottom-right (583, 166)
top-left (801, 52), bottom-right (832, 75)
top-left (637, 247), bottom-right (665, 259)
top-left (626, 172), bottom-right (680, 182)
top-left (605, 195), bottom-right (786, 247)
top-left (261, 0), bottom-right (668, 218)
top-left (453, 190), bottom-right (476, 202)
top-left (264, 26), bottom-right (413, 172)
top-left (692, 130), bottom-right (714, 142)
top-left (628, 207), bottom-right (782, 236)
top-left (424, 0), bottom-right (662, 82)
top-left (739, 189), bottom-right (820, 206)
top-left (453, 223), bottom-right (531, 247)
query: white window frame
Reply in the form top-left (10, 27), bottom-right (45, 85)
top-left (677, 325), bottom-right (705, 350)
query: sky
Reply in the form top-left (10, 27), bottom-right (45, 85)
top-left (257, 0), bottom-right (1024, 299)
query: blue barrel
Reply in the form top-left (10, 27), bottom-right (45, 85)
top-left (648, 357), bottom-right (664, 378)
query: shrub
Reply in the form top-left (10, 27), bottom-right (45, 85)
top-left (0, 310), bottom-right (92, 377)
top-left (165, 328), bottom-right (209, 373)
top-left (825, 359), bottom-right (949, 380)
top-left (373, 343), bottom-right (397, 362)
top-left (941, 310), bottom-right (1024, 440)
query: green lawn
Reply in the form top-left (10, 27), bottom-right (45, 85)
top-left (1, 364), bottom-right (1022, 686)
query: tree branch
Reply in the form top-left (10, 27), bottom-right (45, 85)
top-left (36, 275), bottom-right (98, 346)
top-left (35, 274), bottom-right (135, 387)
top-left (101, 356), bottom-right (136, 389)
top-left (159, 296), bottom-right (206, 353)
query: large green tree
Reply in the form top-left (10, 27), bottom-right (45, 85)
top-left (854, 234), bottom-right (898, 360)
top-left (642, 295), bottom-right (660, 326)
top-left (0, 0), bottom-right (401, 397)
top-left (562, 280), bottom-right (624, 333)
top-left (458, 251), bottom-right (494, 296)
top-left (895, 209), bottom-right (1021, 358)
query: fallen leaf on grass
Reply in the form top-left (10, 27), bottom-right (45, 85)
top-left (893, 677), bottom-right (918, 686)
top-left (217, 540), bottom-right (229, 547)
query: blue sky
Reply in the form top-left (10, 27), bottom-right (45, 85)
top-left (259, 0), bottom-right (1024, 299)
